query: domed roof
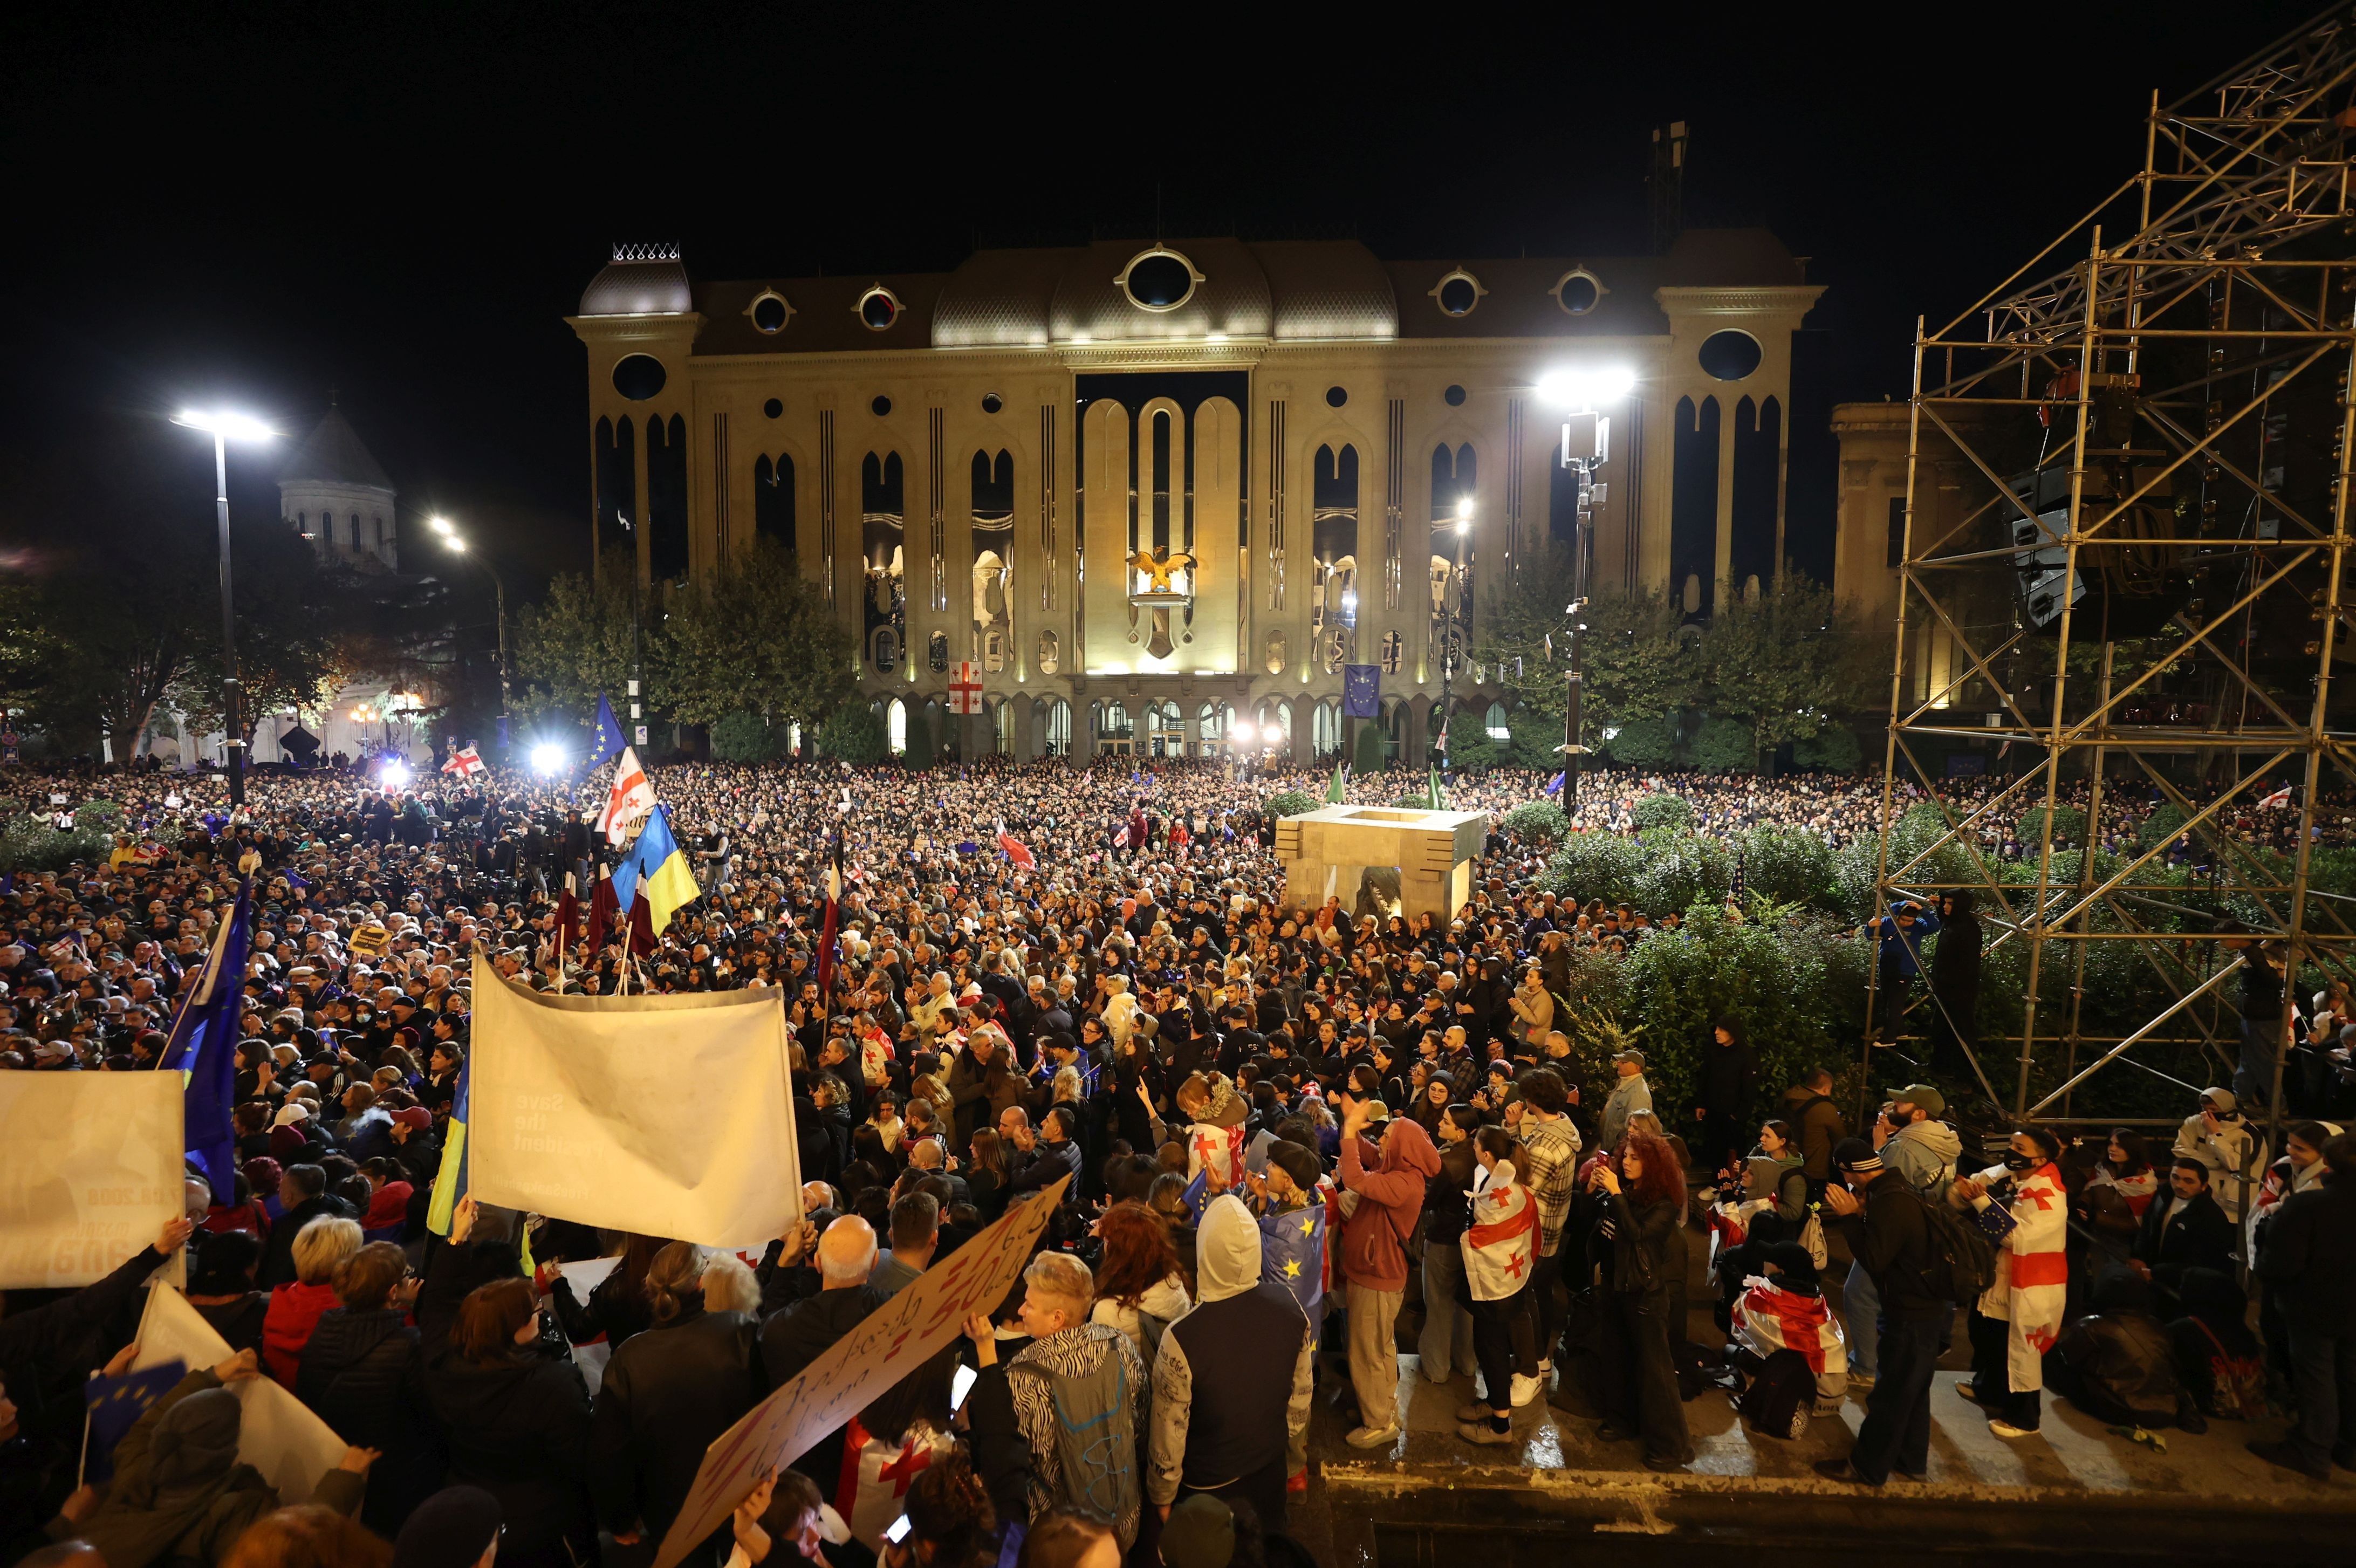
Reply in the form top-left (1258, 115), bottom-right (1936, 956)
top-left (933, 248), bottom-right (1081, 349)
top-left (278, 406), bottom-right (393, 494)
top-left (1049, 239), bottom-right (1271, 344)
top-left (580, 244), bottom-right (693, 317)
top-left (1254, 241), bottom-right (1397, 340)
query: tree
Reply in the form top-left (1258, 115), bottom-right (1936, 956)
top-left (1352, 721), bottom-right (1388, 776)
top-left (1472, 556), bottom-right (1696, 751)
top-left (515, 554), bottom-right (643, 723)
top-left (1689, 715), bottom-right (1755, 772)
top-left (649, 542), bottom-right (854, 734)
top-left (175, 513), bottom-right (351, 744)
top-left (1700, 574), bottom-right (1877, 764)
top-left (816, 704), bottom-right (888, 763)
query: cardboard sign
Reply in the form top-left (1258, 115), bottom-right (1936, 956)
top-left (0, 1073), bottom-right (184, 1289)
top-left (466, 950), bottom-right (803, 1248)
top-left (347, 923), bottom-right (393, 959)
top-left (132, 1284), bottom-right (346, 1502)
top-left (651, 1177), bottom-right (1071, 1568)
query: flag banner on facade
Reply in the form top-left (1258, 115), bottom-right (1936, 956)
top-left (132, 1286), bottom-right (345, 1504)
top-left (160, 878), bottom-right (252, 1205)
top-left (588, 693), bottom-right (628, 768)
top-left (465, 948), bottom-right (802, 1249)
top-left (1342, 662), bottom-right (1380, 718)
top-left (652, 1176), bottom-right (1070, 1568)
top-left (599, 745), bottom-right (656, 845)
top-left (0, 1072), bottom-right (184, 1289)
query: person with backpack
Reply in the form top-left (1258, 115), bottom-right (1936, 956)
top-left (1953, 1125), bottom-right (2069, 1439)
top-left (1814, 1138), bottom-right (1953, 1485)
top-left (1778, 1069), bottom-right (1848, 1194)
top-left (965, 1249), bottom-right (1149, 1551)
top-left (1844, 1087), bottom-right (1962, 1389)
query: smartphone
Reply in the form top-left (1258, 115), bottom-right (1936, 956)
top-left (951, 1363), bottom-right (978, 1413)
top-left (884, 1514), bottom-right (913, 1545)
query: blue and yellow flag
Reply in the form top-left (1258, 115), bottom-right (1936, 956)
top-left (612, 805), bottom-right (701, 935)
top-left (426, 1050), bottom-right (470, 1237)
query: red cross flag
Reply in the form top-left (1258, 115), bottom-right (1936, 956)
top-left (441, 745), bottom-right (486, 779)
top-left (947, 661), bottom-right (983, 716)
top-left (598, 746), bottom-right (657, 845)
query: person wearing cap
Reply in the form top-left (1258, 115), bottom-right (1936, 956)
top-left (1814, 1137), bottom-right (1941, 1485)
top-left (1598, 1049), bottom-right (1652, 1153)
top-left (1844, 1084), bottom-right (1963, 1387)
top-left (2171, 1086), bottom-right (2260, 1221)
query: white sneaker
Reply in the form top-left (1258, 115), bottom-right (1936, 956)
top-left (1345, 1423), bottom-right (1402, 1449)
top-left (1510, 1372), bottom-right (1542, 1407)
top-left (1988, 1419), bottom-right (2037, 1440)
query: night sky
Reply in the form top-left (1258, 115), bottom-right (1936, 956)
top-left (0, 1), bottom-right (2325, 600)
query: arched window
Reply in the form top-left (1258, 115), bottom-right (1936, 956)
top-left (1045, 699), bottom-right (1071, 756)
top-left (887, 699), bottom-right (908, 756)
top-left (596, 415), bottom-right (635, 559)
top-left (1485, 702), bottom-right (1511, 741)
top-left (971, 449), bottom-right (1015, 521)
top-left (1431, 443), bottom-right (1477, 521)
top-left (1197, 702), bottom-right (1227, 745)
top-left (1313, 701), bottom-right (1341, 757)
top-left (755, 453), bottom-right (796, 551)
top-left (1670, 396), bottom-right (1721, 621)
top-left (648, 414), bottom-right (689, 579)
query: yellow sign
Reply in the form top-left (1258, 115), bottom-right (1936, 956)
top-left (348, 923), bottom-right (392, 959)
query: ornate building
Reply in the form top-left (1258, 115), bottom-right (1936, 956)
top-left (568, 235), bottom-right (1820, 760)
top-left (278, 401), bottom-right (400, 571)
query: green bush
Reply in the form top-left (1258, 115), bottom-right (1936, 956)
top-left (1543, 831), bottom-right (1645, 907)
top-left (1614, 902), bottom-right (1838, 1118)
top-left (1394, 795), bottom-right (1431, 810)
top-left (0, 812), bottom-right (114, 873)
top-left (1267, 790), bottom-right (1322, 818)
top-left (2135, 802), bottom-right (2188, 850)
top-left (1502, 800), bottom-right (1569, 842)
top-left (1633, 793), bottom-right (1695, 834)
top-left (709, 711), bottom-right (779, 763)
top-left (2019, 804), bottom-right (2087, 847)
top-left (814, 706), bottom-right (888, 765)
top-left (1352, 722), bottom-right (1389, 776)
top-left (1738, 825), bottom-right (1838, 910)
top-left (1604, 715), bottom-right (1680, 769)
top-left (1691, 715), bottom-right (1756, 773)
top-left (1793, 727), bottom-right (1864, 773)
top-left (1633, 830), bottom-right (1735, 917)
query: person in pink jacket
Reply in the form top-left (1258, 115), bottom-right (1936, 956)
top-left (1337, 1096), bottom-right (1441, 1448)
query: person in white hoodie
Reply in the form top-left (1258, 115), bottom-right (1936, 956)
top-left (1147, 1195), bottom-right (1316, 1532)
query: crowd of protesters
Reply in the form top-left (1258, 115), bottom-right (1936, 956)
top-left (2, 747), bottom-right (2354, 1568)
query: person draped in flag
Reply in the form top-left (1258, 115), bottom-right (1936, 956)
top-left (1175, 1071), bottom-right (1250, 1191)
top-left (1955, 1124), bottom-right (2069, 1439)
top-left (1457, 1124), bottom-right (1539, 1445)
top-left (1729, 1242), bottom-right (1851, 1416)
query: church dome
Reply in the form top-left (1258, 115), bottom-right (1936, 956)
top-left (279, 405), bottom-right (393, 492)
top-left (580, 244), bottom-right (693, 316)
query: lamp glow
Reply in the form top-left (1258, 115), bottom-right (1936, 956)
top-left (1231, 721), bottom-right (1256, 746)
top-left (428, 516), bottom-right (455, 536)
top-left (170, 410), bottom-right (276, 442)
top-left (1536, 367), bottom-right (1636, 408)
top-left (378, 759), bottom-right (411, 789)
top-left (444, 537), bottom-right (469, 553)
top-left (530, 743), bottom-right (566, 775)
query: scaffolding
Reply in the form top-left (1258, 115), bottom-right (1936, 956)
top-left (1870, 3), bottom-right (2356, 1154)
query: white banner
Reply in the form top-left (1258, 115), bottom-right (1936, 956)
top-left (132, 1284), bottom-right (346, 1502)
top-left (467, 951), bottom-right (803, 1249)
top-left (0, 1073), bottom-right (184, 1289)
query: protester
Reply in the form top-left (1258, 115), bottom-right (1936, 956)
top-left (2248, 1131), bottom-right (2356, 1478)
top-left (1334, 1097), bottom-right (1440, 1449)
top-left (1816, 1139), bottom-right (1939, 1486)
top-left (294, 1242), bottom-right (435, 1535)
top-left (265, 1217), bottom-right (365, 1387)
top-left (1585, 1128), bottom-right (1691, 1470)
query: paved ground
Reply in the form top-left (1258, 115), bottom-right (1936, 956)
top-left (1284, 1231), bottom-right (2355, 1565)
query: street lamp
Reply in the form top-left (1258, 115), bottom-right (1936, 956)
top-left (171, 409), bottom-right (277, 805)
top-left (1436, 497), bottom-right (1474, 771)
top-left (1537, 367), bottom-right (1634, 812)
top-left (430, 516), bottom-right (512, 749)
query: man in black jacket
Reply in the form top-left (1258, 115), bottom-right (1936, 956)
top-left (257, 1163), bottom-right (359, 1288)
top-left (2129, 1159), bottom-right (2236, 1309)
top-left (759, 1217), bottom-right (887, 1493)
top-left (2250, 1133), bottom-right (2356, 1478)
top-left (1816, 1139), bottom-right (1941, 1487)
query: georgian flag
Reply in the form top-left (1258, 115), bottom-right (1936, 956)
top-left (2260, 785), bottom-right (2293, 809)
top-left (1732, 1278), bottom-right (1848, 1377)
top-left (598, 746), bottom-right (656, 845)
top-left (441, 744), bottom-right (486, 779)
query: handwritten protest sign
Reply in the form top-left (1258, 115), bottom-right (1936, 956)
top-left (652, 1176), bottom-right (1071, 1568)
top-left (0, 1073), bottom-right (183, 1289)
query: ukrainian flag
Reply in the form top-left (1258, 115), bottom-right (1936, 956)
top-left (426, 1052), bottom-right (469, 1236)
top-left (614, 805), bottom-right (701, 935)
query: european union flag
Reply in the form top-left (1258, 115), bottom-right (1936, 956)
top-left (84, 1360), bottom-right (185, 1482)
top-left (1545, 771), bottom-right (1565, 797)
top-left (1259, 1203), bottom-right (1326, 1339)
top-left (1342, 662), bottom-right (1380, 718)
top-left (587, 693), bottom-right (628, 769)
top-left (1180, 1168), bottom-right (1210, 1225)
top-left (160, 878), bottom-right (251, 1203)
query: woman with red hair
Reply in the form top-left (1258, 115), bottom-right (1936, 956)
top-left (1088, 1200), bottom-right (1193, 1355)
top-left (1586, 1129), bottom-right (1694, 1470)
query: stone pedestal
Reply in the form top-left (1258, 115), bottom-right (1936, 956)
top-left (1272, 805), bottom-right (1487, 926)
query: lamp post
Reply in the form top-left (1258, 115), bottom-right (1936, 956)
top-left (1435, 498), bottom-right (1472, 771)
top-left (1536, 368), bottom-right (1634, 815)
top-left (170, 409), bottom-right (277, 806)
top-left (430, 517), bottom-right (511, 743)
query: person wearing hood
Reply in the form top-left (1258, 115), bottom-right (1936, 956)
top-left (1176, 1072), bottom-right (1251, 1193)
top-left (1954, 1125), bottom-right (2068, 1439)
top-left (2171, 1086), bottom-right (2259, 1222)
top-left (1694, 1018), bottom-right (1757, 1178)
top-left (2043, 1269), bottom-right (2204, 1433)
top-left (1728, 1241), bottom-right (1850, 1426)
top-left (1335, 1096), bottom-right (1441, 1449)
top-left (1845, 1086), bottom-right (1962, 1388)
top-left (1146, 1194), bottom-right (1314, 1531)
top-left (1929, 890), bottom-right (1983, 1076)
top-left (43, 1348), bottom-right (372, 1568)
top-left (1779, 1069), bottom-right (1848, 1192)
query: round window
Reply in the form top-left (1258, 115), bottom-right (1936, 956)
top-left (1433, 270), bottom-right (1483, 317)
top-left (857, 287), bottom-right (900, 331)
top-left (1119, 249), bottom-right (1200, 311)
top-left (871, 395), bottom-right (893, 417)
top-left (1444, 385), bottom-right (1467, 407)
top-left (1554, 271), bottom-right (1601, 314)
top-left (611, 354), bottom-right (666, 401)
top-left (750, 292), bottom-right (791, 333)
top-left (1324, 386), bottom-right (1347, 409)
top-left (981, 393), bottom-right (1003, 415)
top-left (1699, 330), bottom-right (1764, 380)
top-left (763, 398), bottom-right (783, 419)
